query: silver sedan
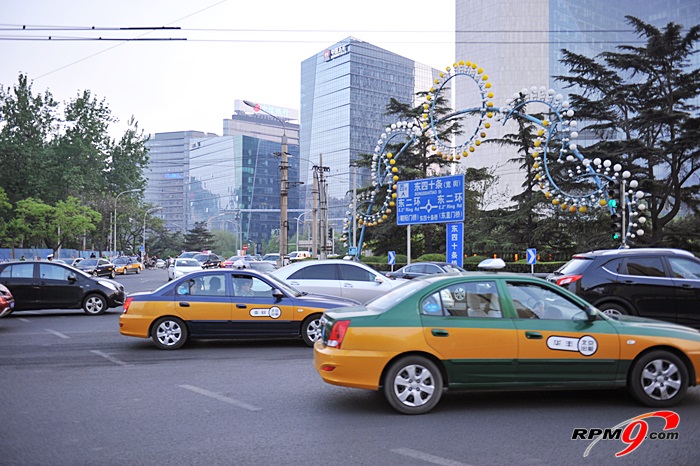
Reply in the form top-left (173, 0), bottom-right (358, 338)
top-left (269, 259), bottom-right (401, 304)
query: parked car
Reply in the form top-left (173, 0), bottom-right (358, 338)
top-left (120, 269), bottom-right (358, 349)
top-left (314, 259), bottom-right (700, 414)
top-left (0, 283), bottom-right (15, 318)
top-left (270, 259), bottom-right (401, 303)
top-left (113, 257), bottom-right (142, 275)
top-left (193, 253), bottom-right (224, 269)
top-left (261, 253), bottom-right (280, 264)
top-left (0, 260), bottom-right (125, 315)
top-left (546, 248), bottom-right (700, 329)
top-left (75, 258), bottom-right (116, 278)
top-left (168, 258), bottom-right (203, 281)
top-left (385, 261), bottom-right (466, 280)
top-left (155, 259), bottom-right (166, 269)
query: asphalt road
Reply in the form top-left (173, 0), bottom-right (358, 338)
top-left (1, 269), bottom-right (699, 466)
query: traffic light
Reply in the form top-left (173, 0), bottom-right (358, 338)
top-left (607, 180), bottom-right (620, 209)
top-left (610, 212), bottom-right (622, 240)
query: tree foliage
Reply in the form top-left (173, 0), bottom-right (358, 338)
top-left (182, 222), bottom-right (216, 252)
top-left (556, 16), bottom-right (700, 245)
top-left (0, 73), bottom-right (150, 252)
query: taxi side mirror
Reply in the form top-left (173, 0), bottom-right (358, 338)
top-left (272, 289), bottom-right (284, 299)
top-left (585, 306), bottom-right (598, 321)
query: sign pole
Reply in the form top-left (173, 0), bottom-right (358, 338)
top-left (407, 225), bottom-right (411, 265)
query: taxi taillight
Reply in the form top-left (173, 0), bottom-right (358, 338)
top-left (122, 297), bottom-right (134, 314)
top-left (327, 320), bottom-right (350, 349)
top-left (556, 274), bottom-right (582, 286)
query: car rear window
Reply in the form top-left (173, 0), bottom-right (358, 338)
top-left (177, 259), bottom-right (201, 267)
top-left (555, 258), bottom-right (593, 275)
top-left (289, 263), bottom-right (336, 280)
top-left (366, 279), bottom-right (430, 312)
top-left (339, 264), bottom-right (375, 282)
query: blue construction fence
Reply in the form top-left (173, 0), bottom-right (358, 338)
top-left (0, 248), bottom-right (112, 262)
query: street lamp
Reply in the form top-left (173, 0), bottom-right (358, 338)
top-left (143, 207), bottom-right (163, 262)
top-left (243, 100), bottom-right (288, 267)
top-left (114, 189), bottom-right (140, 259)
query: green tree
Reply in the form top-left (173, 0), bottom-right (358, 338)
top-left (183, 222), bottom-right (216, 251)
top-left (357, 90), bottom-right (463, 257)
top-left (0, 74), bottom-right (58, 205)
top-left (557, 16), bottom-right (700, 245)
top-left (10, 197), bottom-right (100, 252)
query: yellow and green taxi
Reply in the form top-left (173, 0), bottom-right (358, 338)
top-left (113, 257), bottom-right (142, 275)
top-left (314, 259), bottom-right (700, 414)
top-left (120, 269), bottom-right (358, 349)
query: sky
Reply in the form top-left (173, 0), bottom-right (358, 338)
top-left (2, 0), bottom-right (455, 139)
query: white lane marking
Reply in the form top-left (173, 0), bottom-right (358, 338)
top-left (391, 448), bottom-right (474, 466)
top-left (179, 384), bottom-right (261, 411)
top-left (18, 318), bottom-right (31, 322)
top-left (90, 350), bottom-right (131, 366)
top-left (45, 329), bottom-right (70, 339)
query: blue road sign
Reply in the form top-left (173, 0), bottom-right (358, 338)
top-left (388, 251), bottom-right (396, 265)
top-left (527, 248), bottom-right (537, 265)
top-left (396, 174), bottom-right (465, 226)
top-left (446, 223), bottom-right (464, 267)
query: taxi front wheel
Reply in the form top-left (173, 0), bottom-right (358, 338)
top-left (151, 316), bottom-right (188, 350)
top-left (629, 350), bottom-right (688, 407)
top-left (383, 356), bottom-right (443, 415)
top-left (301, 314), bottom-right (322, 347)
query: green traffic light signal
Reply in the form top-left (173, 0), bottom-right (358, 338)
top-left (608, 199), bottom-right (618, 209)
top-left (611, 232), bottom-right (621, 240)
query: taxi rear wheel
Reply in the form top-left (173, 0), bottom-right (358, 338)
top-left (151, 317), bottom-right (188, 350)
top-left (383, 356), bottom-right (443, 414)
top-left (629, 350), bottom-right (688, 407)
top-left (301, 314), bottom-right (322, 347)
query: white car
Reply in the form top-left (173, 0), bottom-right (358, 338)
top-left (168, 258), bottom-right (203, 281)
top-left (261, 253), bottom-right (280, 264)
top-left (269, 259), bottom-right (401, 304)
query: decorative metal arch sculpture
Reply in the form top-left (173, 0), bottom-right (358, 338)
top-left (341, 62), bottom-right (647, 260)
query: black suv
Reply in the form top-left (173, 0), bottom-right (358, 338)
top-left (547, 248), bottom-right (700, 329)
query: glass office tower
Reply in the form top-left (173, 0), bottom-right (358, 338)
top-left (188, 135), bottom-right (300, 249)
top-left (144, 130), bottom-right (217, 234)
top-left (300, 37), bottom-right (441, 219)
top-left (455, 0), bottom-right (700, 206)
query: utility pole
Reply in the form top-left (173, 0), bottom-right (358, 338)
top-left (312, 165), bottom-right (319, 259)
top-left (319, 152), bottom-right (328, 260)
top-left (353, 164), bottom-right (358, 251)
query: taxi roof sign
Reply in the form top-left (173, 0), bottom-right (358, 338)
top-left (478, 258), bottom-right (506, 270)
